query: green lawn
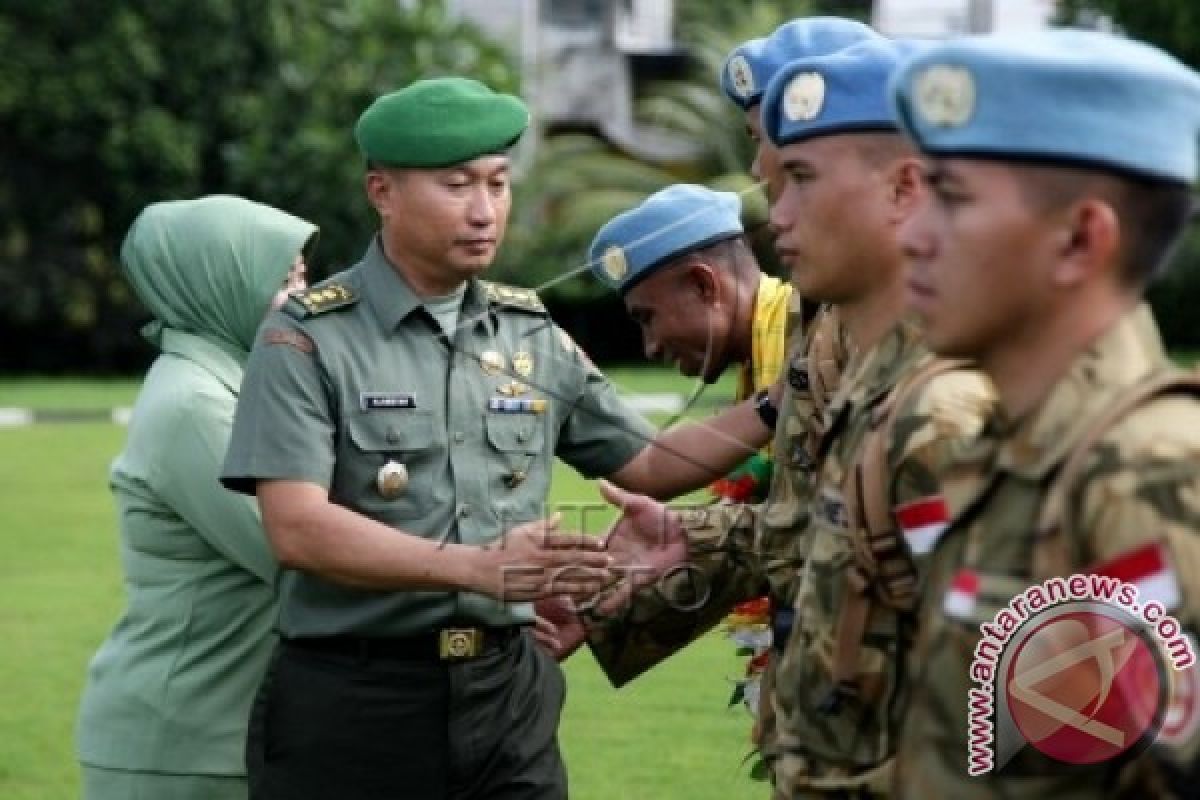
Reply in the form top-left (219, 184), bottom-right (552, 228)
top-left (0, 373), bottom-right (762, 800)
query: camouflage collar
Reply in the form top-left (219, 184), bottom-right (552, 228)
top-left (824, 314), bottom-right (928, 426)
top-left (994, 304), bottom-right (1168, 479)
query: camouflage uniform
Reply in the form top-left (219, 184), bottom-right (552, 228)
top-left (589, 316), bottom-right (994, 798)
top-left (584, 304), bottom-right (843, 689)
top-left (893, 306), bottom-right (1200, 799)
top-left (768, 317), bottom-right (991, 797)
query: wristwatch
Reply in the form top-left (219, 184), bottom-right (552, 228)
top-left (753, 387), bottom-right (778, 431)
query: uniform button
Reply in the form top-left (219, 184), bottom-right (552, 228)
top-left (386, 429), bottom-right (401, 445)
top-left (516, 431), bottom-right (528, 443)
top-left (453, 431), bottom-right (465, 444)
top-left (459, 504), bottom-right (472, 518)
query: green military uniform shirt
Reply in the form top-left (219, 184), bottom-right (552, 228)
top-left (894, 305), bottom-right (1200, 799)
top-left (221, 237), bottom-right (655, 637)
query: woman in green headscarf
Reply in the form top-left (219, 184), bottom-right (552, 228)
top-left (76, 195), bottom-right (317, 800)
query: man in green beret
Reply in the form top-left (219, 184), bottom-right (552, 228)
top-left (222, 77), bottom-right (781, 800)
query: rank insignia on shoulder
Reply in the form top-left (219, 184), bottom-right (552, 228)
top-left (360, 392), bottom-right (417, 411)
top-left (480, 280), bottom-right (546, 314)
top-left (289, 283), bottom-right (358, 318)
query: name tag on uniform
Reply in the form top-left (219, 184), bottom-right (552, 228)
top-left (360, 392), bottom-right (417, 411)
top-left (488, 397), bottom-right (547, 414)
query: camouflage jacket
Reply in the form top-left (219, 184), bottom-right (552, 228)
top-left (771, 316), bottom-right (993, 795)
top-left (893, 306), bottom-right (1200, 800)
top-left (585, 305), bottom-right (847, 687)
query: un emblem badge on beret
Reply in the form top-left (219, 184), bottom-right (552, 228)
top-left (913, 65), bottom-right (975, 128)
top-left (783, 72), bottom-right (826, 121)
top-left (728, 55), bottom-right (755, 98)
top-left (602, 245), bottom-right (628, 283)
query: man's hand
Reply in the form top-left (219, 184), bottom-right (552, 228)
top-left (533, 595), bottom-right (588, 661)
top-left (466, 515), bottom-right (614, 602)
top-left (591, 481), bottom-right (688, 616)
top-left (599, 481), bottom-right (687, 573)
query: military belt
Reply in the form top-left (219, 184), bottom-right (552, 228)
top-left (284, 626), bottom-right (523, 662)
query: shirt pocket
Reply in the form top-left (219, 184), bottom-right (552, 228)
top-left (337, 410), bottom-right (438, 520)
top-left (484, 413), bottom-right (548, 525)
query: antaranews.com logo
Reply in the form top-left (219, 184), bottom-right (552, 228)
top-left (960, 547), bottom-right (1198, 775)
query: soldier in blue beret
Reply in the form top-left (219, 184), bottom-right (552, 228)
top-left (722, 17), bottom-right (879, 203)
top-left (549, 37), bottom-right (993, 798)
top-left (534, 20), bottom-right (881, 770)
top-left (587, 184), bottom-right (769, 380)
top-left (890, 29), bottom-right (1200, 800)
top-left (221, 77), bottom-right (781, 799)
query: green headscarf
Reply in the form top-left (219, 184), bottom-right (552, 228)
top-left (120, 195), bottom-right (317, 357)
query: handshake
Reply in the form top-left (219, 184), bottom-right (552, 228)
top-left (477, 481), bottom-right (690, 660)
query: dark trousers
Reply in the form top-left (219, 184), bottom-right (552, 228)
top-left (246, 630), bottom-right (567, 800)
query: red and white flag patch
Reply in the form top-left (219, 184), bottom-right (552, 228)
top-left (1161, 635), bottom-right (1200, 746)
top-left (895, 495), bottom-right (950, 555)
top-left (943, 568), bottom-right (980, 620)
top-left (1091, 540), bottom-right (1182, 612)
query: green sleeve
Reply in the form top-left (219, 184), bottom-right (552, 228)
top-left (154, 386), bottom-right (277, 584)
top-left (221, 313), bottom-right (337, 494)
top-left (556, 363), bottom-right (657, 479)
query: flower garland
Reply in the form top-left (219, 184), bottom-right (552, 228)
top-left (711, 453), bottom-right (774, 780)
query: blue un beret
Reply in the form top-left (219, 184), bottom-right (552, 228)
top-left (891, 29), bottom-right (1200, 185)
top-left (763, 38), bottom-right (925, 148)
top-left (720, 17), bottom-right (881, 110)
top-left (589, 185), bottom-right (743, 294)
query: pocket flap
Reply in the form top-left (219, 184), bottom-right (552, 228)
top-left (347, 410), bottom-right (436, 452)
top-left (486, 414), bottom-right (541, 453)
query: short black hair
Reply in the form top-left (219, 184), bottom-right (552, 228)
top-left (672, 234), bottom-right (758, 278)
top-left (1016, 164), bottom-right (1193, 288)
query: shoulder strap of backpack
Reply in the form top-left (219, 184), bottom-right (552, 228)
top-left (825, 357), bottom-right (969, 712)
top-left (1032, 369), bottom-right (1200, 580)
top-left (809, 306), bottom-right (847, 420)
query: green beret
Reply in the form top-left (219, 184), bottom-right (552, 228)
top-left (355, 77), bottom-right (529, 168)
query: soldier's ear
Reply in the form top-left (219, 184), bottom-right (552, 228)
top-left (888, 158), bottom-right (925, 225)
top-left (683, 262), bottom-right (720, 306)
top-left (1052, 198), bottom-right (1119, 288)
top-left (365, 168), bottom-right (404, 218)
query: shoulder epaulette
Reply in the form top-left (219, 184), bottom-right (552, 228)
top-left (480, 280), bottom-right (546, 314)
top-left (284, 282), bottom-right (359, 320)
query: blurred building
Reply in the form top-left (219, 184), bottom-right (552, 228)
top-left (872, 0), bottom-right (1056, 36)
top-left (440, 0), bottom-right (698, 165)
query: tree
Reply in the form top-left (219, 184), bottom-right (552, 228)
top-left (1057, 0), bottom-right (1200, 350)
top-left (490, 1), bottom-right (811, 305)
top-left (0, 0), bottom-right (514, 371)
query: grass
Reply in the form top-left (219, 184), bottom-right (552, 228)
top-left (0, 372), bottom-right (763, 800)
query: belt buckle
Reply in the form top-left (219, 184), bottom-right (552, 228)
top-left (439, 628), bottom-right (483, 660)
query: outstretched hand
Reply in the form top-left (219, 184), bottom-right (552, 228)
top-left (599, 480), bottom-right (686, 571)
top-left (589, 480), bottom-right (687, 617)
